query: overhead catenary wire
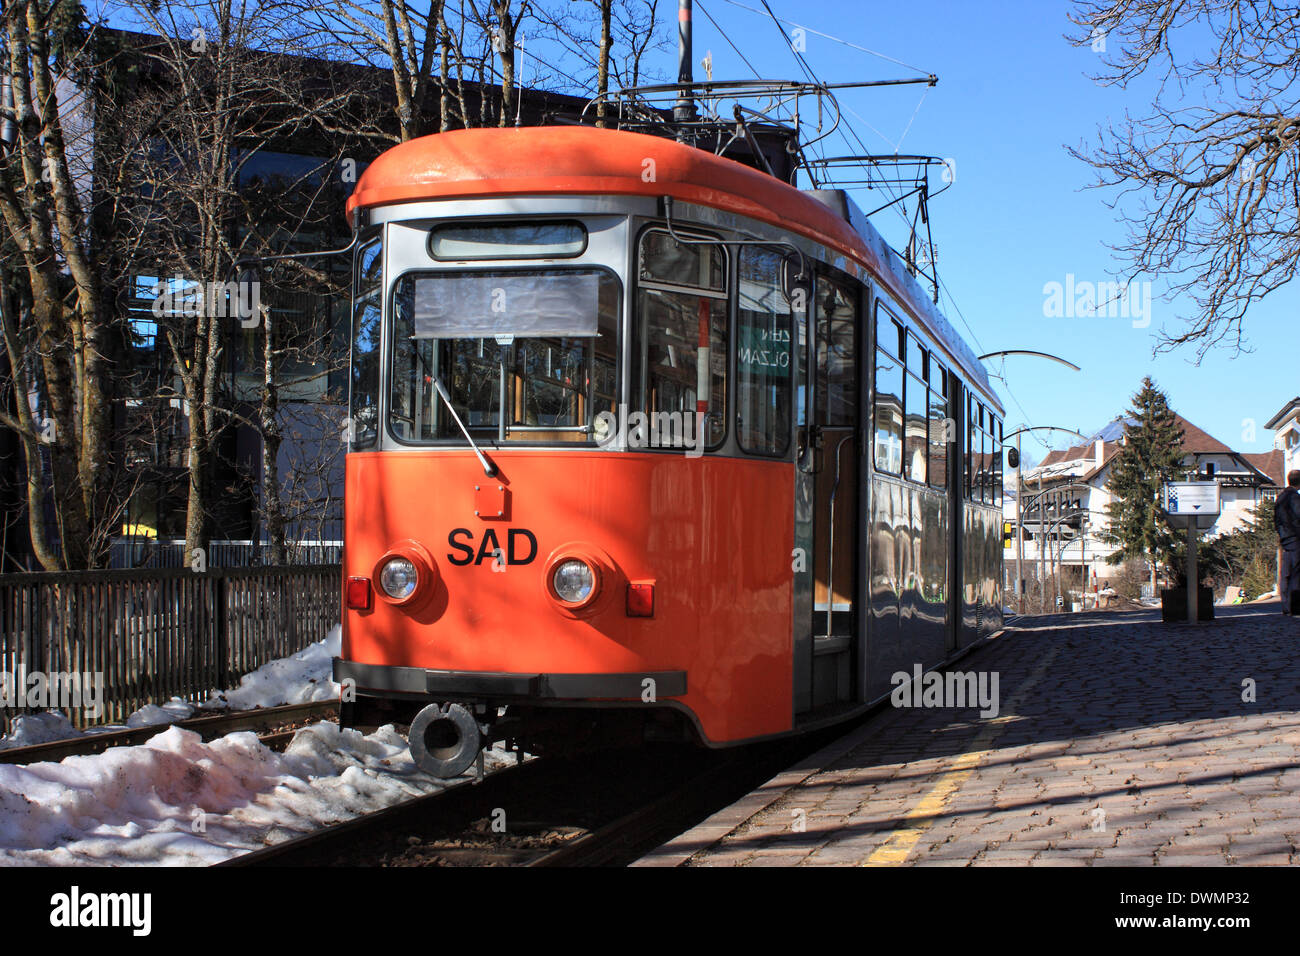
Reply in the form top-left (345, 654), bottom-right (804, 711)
top-left (719, 0), bottom-right (934, 77)
top-left (696, 0), bottom-right (764, 80)
top-left (746, 1), bottom-right (1050, 453)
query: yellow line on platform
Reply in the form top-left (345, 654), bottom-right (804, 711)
top-left (862, 645), bottom-right (1061, 867)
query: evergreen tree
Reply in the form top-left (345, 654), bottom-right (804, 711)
top-left (1203, 498), bottom-right (1278, 599)
top-left (1097, 377), bottom-right (1188, 592)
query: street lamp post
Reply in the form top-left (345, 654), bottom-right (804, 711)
top-left (1003, 429), bottom-right (1091, 615)
top-left (979, 350), bottom-right (1082, 614)
top-left (1017, 430), bottom-right (1023, 613)
top-left (1040, 507), bottom-right (1103, 611)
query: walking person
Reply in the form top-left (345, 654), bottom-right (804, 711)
top-left (1274, 470), bottom-right (1300, 615)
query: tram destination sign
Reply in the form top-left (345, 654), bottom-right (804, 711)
top-left (1162, 481), bottom-right (1221, 516)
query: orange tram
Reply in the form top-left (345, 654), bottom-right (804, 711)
top-left (334, 125), bottom-right (1005, 777)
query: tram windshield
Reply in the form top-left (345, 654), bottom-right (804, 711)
top-left (388, 269), bottom-right (620, 443)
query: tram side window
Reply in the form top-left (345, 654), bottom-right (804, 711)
top-left (636, 230), bottom-right (728, 448)
top-left (816, 277), bottom-right (857, 428)
top-left (878, 309), bottom-right (904, 359)
top-left (965, 397), bottom-right (977, 501)
top-left (349, 232), bottom-right (383, 450)
top-left (736, 247), bottom-right (793, 456)
top-left (905, 367), bottom-right (927, 483)
top-left (928, 366), bottom-right (948, 490)
top-left (874, 346), bottom-right (904, 475)
top-left (974, 404), bottom-right (989, 504)
top-left (992, 417), bottom-right (1004, 503)
top-left (977, 421), bottom-right (987, 504)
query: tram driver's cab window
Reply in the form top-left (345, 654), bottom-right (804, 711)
top-left (349, 232), bottom-right (383, 450)
top-left (635, 229), bottom-right (728, 449)
top-left (387, 268), bottom-right (619, 444)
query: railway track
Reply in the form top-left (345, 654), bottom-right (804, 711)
top-left (0, 700), bottom-right (339, 764)
top-left (222, 722), bottom-right (849, 867)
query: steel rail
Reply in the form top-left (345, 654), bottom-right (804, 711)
top-left (0, 700), bottom-right (337, 765)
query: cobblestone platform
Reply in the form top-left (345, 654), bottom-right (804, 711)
top-left (636, 604), bottom-right (1300, 867)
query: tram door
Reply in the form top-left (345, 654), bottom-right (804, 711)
top-left (795, 273), bottom-right (860, 713)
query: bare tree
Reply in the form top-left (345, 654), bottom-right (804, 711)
top-left (533, 0), bottom-right (666, 117)
top-left (290, 0), bottom-right (518, 140)
top-left (1068, 2), bottom-right (1300, 360)
top-left (0, 0), bottom-right (118, 570)
top-left (291, 0), bottom-right (665, 138)
top-left (106, 1), bottom-right (351, 565)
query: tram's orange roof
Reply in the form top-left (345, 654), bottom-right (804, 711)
top-left (349, 126), bottom-right (867, 267)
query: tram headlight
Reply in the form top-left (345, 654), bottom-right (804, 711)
top-left (551, 559), bottom-right (597, 605)
top-left (371, 542), bottom-right (439, 608)
top-left (378, 556), bottom-right (418, 600)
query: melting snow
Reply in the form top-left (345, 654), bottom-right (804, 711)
top-left (0, 721), bottom-right (512, 866)
top-left (0, 623), bottom-right (511, 864)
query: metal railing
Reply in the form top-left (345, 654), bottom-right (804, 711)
top-left (0, 565), bottom-right (340, 732)
top-left (109, 539), bottom-right (343, 569)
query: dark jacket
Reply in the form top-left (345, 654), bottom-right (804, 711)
top-left (1275, 487), bottom-right (1300, 548)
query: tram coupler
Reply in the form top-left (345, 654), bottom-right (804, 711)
top-left (408, 702), bottom-right (485, 779)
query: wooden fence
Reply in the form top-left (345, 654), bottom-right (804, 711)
top-left (0, 565), bottom-right (340, 732)
top-left (108, 539), bottom-right (343, 570)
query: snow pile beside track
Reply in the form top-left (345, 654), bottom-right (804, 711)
top-left (0, 720), bottom-right (512, 865)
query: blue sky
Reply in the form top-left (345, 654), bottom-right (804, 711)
top-left (95, 1), bottom-right (1294, 464)
top-left (672, 0), bottom-right (1296, 463)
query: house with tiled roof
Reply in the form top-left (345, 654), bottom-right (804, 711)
top-left (1243, 448), bottom-right (1285, 489)
top-left (1003, 413), bottom-right (1280, 599)
top-left (1264, 398), bottom-right (1300, 482)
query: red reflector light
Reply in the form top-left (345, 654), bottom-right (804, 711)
top-left (626, 582), bottom-right (655, 618)
top-left (346, 576), bottom-right (372, 611)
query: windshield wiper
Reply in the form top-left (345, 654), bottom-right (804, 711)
top-left (410, 340), bottom-right (498, 477)
top-left (431, 374), bottom-right (498, 477)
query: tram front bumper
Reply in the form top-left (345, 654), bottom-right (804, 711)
top-left (333, 658), bottom-right (687, 703)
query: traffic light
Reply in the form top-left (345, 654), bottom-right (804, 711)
top-left (1003, 521), bottom-right (1014, 547)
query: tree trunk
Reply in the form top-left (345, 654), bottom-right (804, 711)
top-left (261, 312), bottom-right (286, 565)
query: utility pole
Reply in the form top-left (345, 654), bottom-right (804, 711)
top-left (1015, 431), bottom-right (1023, 614)
top-left (1080, 521), bottom-right (1087, 610)
top-left (1038, 480), bottom-right (1046, 614)
top-left (673, 0), bottom-right (697, 128)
